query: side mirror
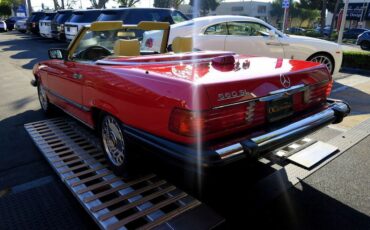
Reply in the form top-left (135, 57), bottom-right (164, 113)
top-left (48, 48), bottom-right (67, 60)
top-left (269, 30), bottom-right (277, 39)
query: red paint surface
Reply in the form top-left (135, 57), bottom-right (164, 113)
top-left (34, 51), bottom-right (331, 144)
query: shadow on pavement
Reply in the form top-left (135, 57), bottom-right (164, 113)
top-left (0, 109), bottom-right (52, 190)
top-left (140, 148), bottom-right (370, 229)
top-left (0, 32), bottom-right (67, 70)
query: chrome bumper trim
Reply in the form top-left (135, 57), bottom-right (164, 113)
top-left (215, 100), bottom-right (350, 160)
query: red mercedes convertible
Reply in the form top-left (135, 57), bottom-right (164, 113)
top-left (32, 21), bottom-right (350, 174)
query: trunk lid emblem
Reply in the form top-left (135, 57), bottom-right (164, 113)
top-left (280, 74), bottom-right (291, 88)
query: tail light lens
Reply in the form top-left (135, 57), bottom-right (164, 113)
top-left (325, 79), bottom-right (333, 97)
top-left (32, 22), bottom-right (36, 28)
top-left (303, 80), bottom-right (333, 104)
top-left (169, 102), bottom-right (265, 137)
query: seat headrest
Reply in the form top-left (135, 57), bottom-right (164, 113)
top-left (172, 37), bottom-right (193, 53)
top-left (114, 39), bottom-right (140, 56)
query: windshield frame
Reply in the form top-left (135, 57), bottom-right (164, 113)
top-left (67, 22), bottom-right (170, 61)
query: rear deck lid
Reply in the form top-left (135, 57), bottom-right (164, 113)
top-left (99, 53), bottom-right (330, 108)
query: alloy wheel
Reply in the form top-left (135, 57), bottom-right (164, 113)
top-left (38, 84), bottom-right (48, 111)
top-left (360, 41), bottom-right (370, 51)
top-left (102, 115), bottom-right (126, 166)
top-left (309, 55), bottom-right (333, 74)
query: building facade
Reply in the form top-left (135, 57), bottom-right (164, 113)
top-left (179, 1), bottom-right (272, 24)
top-left (326, 0), bottom-right (370, 29)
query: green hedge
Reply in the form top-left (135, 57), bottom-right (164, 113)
top-left (304, 31), bottom-right (321, 38)
top-left (342, 51), bottom-right (370, 70)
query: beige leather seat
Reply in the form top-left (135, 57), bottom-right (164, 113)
top-left (172, 37), bottom-right (193, 53)
top-left (114, 39), bottom-right (140, 56)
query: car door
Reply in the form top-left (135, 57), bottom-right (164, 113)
top-left (224, 21), bottom-right (285, 58)
top-left (46, 60), bottom-right (86, 120)
top-left (194, 22), bottom-right (228, 51)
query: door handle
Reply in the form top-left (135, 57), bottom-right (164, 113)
top-left (73, 73), bottom-right (83, 80)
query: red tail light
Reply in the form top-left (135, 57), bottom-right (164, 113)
top-left (325, 79), bottom-right (333, 97)
top-left (169, 102), bottom-right (265, 137)
top-left (303, 80), bottom-right (332, 104)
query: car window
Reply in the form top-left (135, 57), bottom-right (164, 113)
top-left (204, 23), bottom-right (227, 35)
top-left (227, 21), bottom-right (270, 36)
top-left (30, 13), bottom-right (45, 21)
top-left (171, 11), bottom-right (187, 24)
top-left (97, 11), bottom-right (124, 21)
top-left (54, 12), bottom-right (72, 24)
top-left (124, 10), bottom-right (172, 24)
top-left (69, 11), bottom-right (101, 23)
top-left (42, 14), bottom-right (56, 21)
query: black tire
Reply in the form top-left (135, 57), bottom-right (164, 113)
top-left (100, 114), bottom-right (134, 178)
top-left (37, 81), bottom-right (53, 115)
top-left (360, 41), bottom-right (370, 51)
top-left (307, 53), bottom-right (335, 74)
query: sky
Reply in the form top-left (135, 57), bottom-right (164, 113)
top-left (30, 0), bottom-right (273, 11)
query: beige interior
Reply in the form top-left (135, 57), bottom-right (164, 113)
top-left (114, 39), bottom-right (140, 56)
top-left (172, 37), bottom-right (193, 53)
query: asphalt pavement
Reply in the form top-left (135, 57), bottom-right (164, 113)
top-left (0, 31), bottom-right (369, 229)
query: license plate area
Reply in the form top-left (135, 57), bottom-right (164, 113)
top-left (267, 96), bottom-right (294, 122)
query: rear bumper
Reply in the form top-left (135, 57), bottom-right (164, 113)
top-left (124, 99), bottom-right (350, 168)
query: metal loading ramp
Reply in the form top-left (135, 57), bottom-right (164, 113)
top-left (24, 118), bottom-right (224, 230)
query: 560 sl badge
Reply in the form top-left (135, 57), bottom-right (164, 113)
top-left (218, 89), bottom-right (251, 101)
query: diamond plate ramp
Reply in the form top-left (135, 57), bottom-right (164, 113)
top-left (0, 180), bottom-right (92, 230)
top-left (24, 118), bottom-right (224, 230)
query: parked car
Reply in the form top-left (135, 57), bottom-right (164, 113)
top-left (314, 25), bottom-right (331, 36)
top-left (97, 7), bottom-right (187, 24)
top-left (5, 16), bottom-right (26, 31)
top-left (357, 31), bottom-right (370, 50)
top-left (287, 27), bottom-right (305, 34)
top-left (0, 20), bottom-right (7, 31)
top-left (31, 21), bottom-right (350, 174)
top-left (65, 9), bottom-right (101, 42)
top-left (51, 10), bottom-right (73, 41)
top-left (143, 16), bottom-right (342, 74)
top-left (15, 18), bottom-right (27, 32)
top-left (39, 12), bottom-right (56, 38)
top-left (27, 11), bottom-right (46, 34)
top-left (343, 28), bottom-right (369, 39)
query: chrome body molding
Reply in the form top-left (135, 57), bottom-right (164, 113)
top-left (44, 87), bottom-right (90, 112)
top-left (216, 143), bottom-right (244, 160)
top-left (215, 100), bottom-right (350, 160)
top-left (53, 103), bottom-right (94, 129)
top-left (96, 58), bottom-right (215, 66)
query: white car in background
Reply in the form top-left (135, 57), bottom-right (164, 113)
top-left (15, 18), bottom-right (27, 32)
top-left (143, 15), bottom-right (342, 74)
top-left (39, 12), bottom-right (56, 38)
top-left (0, 20), bottom-right (7, 31)
top-left (64, 9), bottom-right (101, 41)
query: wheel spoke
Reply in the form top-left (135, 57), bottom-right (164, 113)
top-left (309, 55), bottom-right (332, 73)
top-left (102, 116), bottom-right (126, 167)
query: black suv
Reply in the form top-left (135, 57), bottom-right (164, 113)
top-left (97, 8), bottom-right (188, 25)
top-left (51, 10), bottom-right (73, 41)
top-left (64, 9), bottom-right (102, 41)
top-left (27, 12), bottom-right (45, 34)
top-left (5, 16), bottom-right (26, 31)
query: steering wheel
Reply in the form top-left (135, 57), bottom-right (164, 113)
top-left (78, 45), bottom-right (112, 61)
